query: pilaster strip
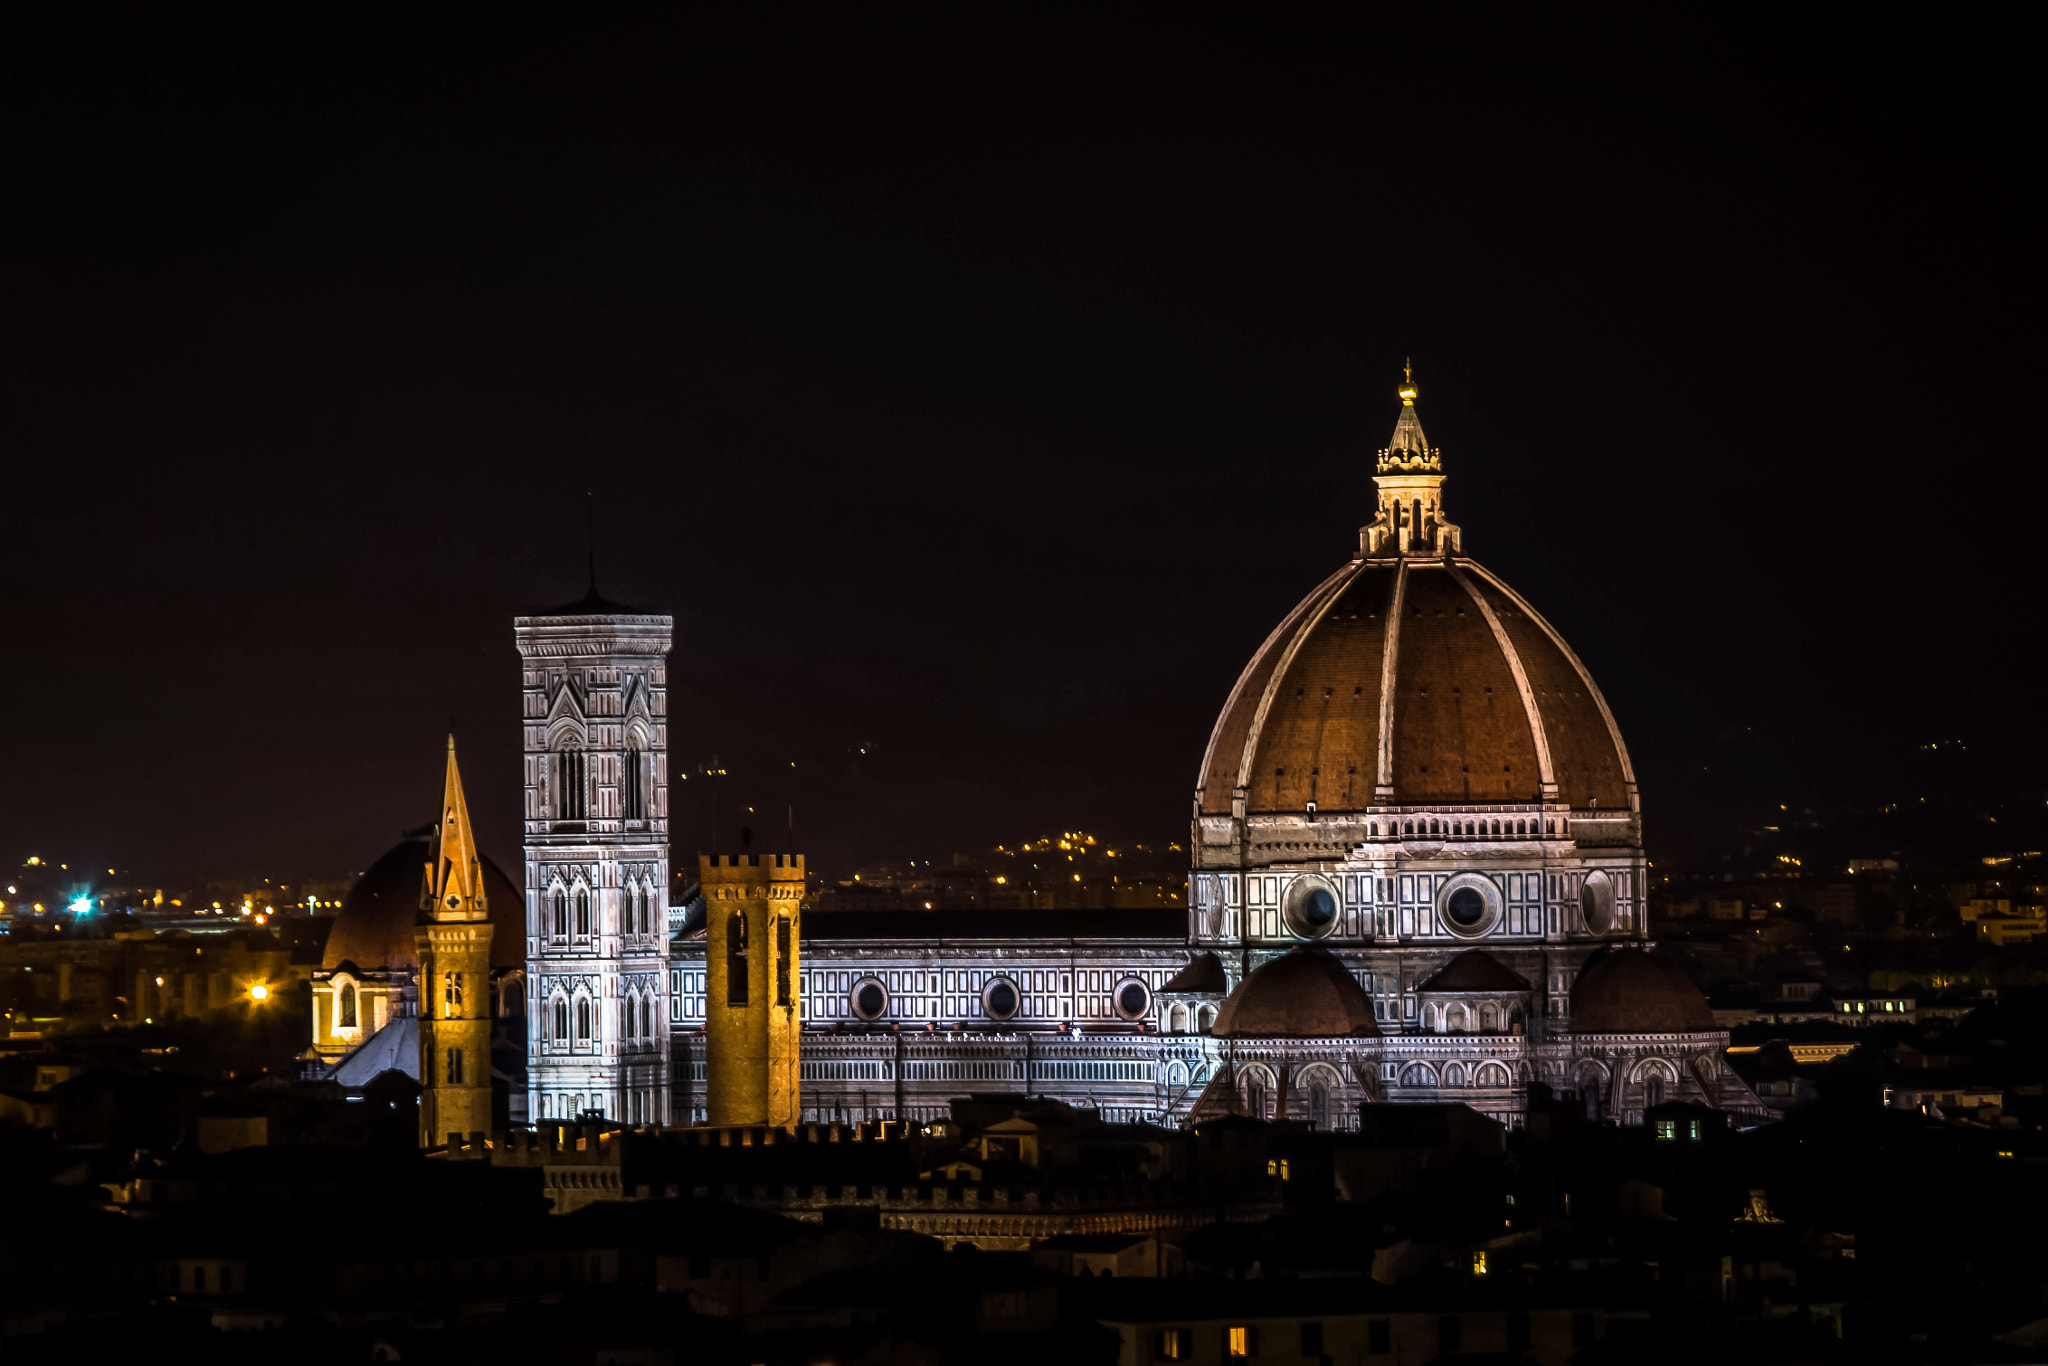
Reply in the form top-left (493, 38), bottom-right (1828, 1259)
top-left (1468, 564), bottom-right (1639, 799)
top-left (1235, 562), bottom-right (1365, 809)
top-left (1374, 561), bottom-right (1408, 794)
top-left (1194, 559), bottom-right (1357, 800)
top-left (1445, 560), bottom-right (1555, 791)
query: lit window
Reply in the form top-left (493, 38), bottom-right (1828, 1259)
top-left (1157, 1329), bottom-right (1187, 1360)
top-left (1471, 1250), bottom-right (1488, 1275)
top-left (1226, 1326), bottom-right (1254, 1357)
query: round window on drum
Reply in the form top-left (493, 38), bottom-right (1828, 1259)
top-left (1580, 871), bottom-right (1615, 934)
top-left (850, 976), bottom-right (889, 1022)
top-left (1112, 976), bottom-right (1151, 1021)
top-left (982, 976), bottom-right (1021, 1022)
top-left (1281, 874), bottom-right (1342, 940)
top-left (1436, 873), bottom-right (1503, 939)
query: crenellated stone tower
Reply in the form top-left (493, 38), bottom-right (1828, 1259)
top-left (702, 853), bottom-right (804, 1128)
top-left (416, 737), bottom-right (495, 1147)
top-left (516, 592), bottom-right (674, 1126)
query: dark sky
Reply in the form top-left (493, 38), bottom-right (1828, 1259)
top-left (2, 8), bottom-right (2039, 883)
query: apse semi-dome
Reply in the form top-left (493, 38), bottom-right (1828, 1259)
top-left (1569, 948), bottom-right (1716, 1034)
top-left (1212, 947), bottom-right (1380, 1038)
top-left (1196, 372), bottom-right (1634, 818)
top-left (322, 826), bottom-right (525, 972)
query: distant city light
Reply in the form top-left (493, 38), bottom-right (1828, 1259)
top-left (249, 984), bottom-right (270, 1001)
top-left (68, 897), bottom-right (91, 914)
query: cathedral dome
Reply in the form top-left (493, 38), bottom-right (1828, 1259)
top-left (1569, 949), bottom-right (1715, 1034)
top-left (1195, 378), bottom-right (1634, 816)
top-left (322, 828), bottom-right (525, 972)
top-left (1212, 947), bottom-right (1380, 1038)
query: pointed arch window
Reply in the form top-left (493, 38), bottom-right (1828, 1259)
top-left (576, 997), bottom-right (592, 1042)
top-left (444, 971), bottom-right (464, 1014)
top-left (624, 739), bottom-right (647, 821)
top-left (553, 744), bottom-right (587, 820)
top-left (551, 887), bottom-right (568, 940)
top-left (551, 997), bottom-right (569, 1042)
top-left (575, 886), bottom-right (591, 938)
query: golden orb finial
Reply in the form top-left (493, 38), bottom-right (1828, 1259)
top-left (1398, 357), bottom-right (1418, 406)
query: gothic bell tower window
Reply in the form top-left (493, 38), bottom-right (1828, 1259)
top-left (575, 887), bottom-right (591, 939)
top-left (551, 887), bottom-right (568, 940)
top-left (339, 984), bottom-right (357, 1028)
top-left (553, 746), bottom-right (587, 820)
top-left (624, 742), bottom-right (646, 820)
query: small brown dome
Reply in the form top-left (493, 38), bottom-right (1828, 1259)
top-left (323, 829), bottom-right (525, 972)
top-left (1570, 949), bottom-right (1715, 1033)
top-left (1213, 948), bottom-right (1379, 1038)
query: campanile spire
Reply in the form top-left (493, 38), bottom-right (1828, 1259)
top-left (415, 735), bottom-right (495, 1148)
top-left (422, 735), bottom-right (488, 921)
top-left (1361, 363), bottom-right (1461, 559)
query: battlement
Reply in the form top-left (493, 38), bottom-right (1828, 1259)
top-left (701, 853), bottom-right (806, 892)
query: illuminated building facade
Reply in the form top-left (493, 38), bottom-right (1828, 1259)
top-left (517, 595), bottom-right (675, 1126)
top-left (659, 376), bottom-right (1766, 1130)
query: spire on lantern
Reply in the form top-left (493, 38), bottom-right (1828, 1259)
top-left (1378, 358), bottom-right (1441, 473)
top-left (421, 736), bottom-right (489, 921)
top-left (1361, 361), bottom-right (1461, 559)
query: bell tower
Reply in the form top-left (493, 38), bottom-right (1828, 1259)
top-left (416, 737), bottom-right (495, 1148)
top-left (702, 853), bottom-right (804, 1128)
top-left (517, 593), bottom-right (674, 1127)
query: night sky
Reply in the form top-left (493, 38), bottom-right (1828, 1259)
top-left (2, 9), bottom-right (2039, 883)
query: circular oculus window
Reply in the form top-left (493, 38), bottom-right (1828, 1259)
top-left (850, 977), bottom-right (889, 1022)
top-left (981, 977), bottom-right (1021, 1021)
top-left (1436, 874), bottom-right (1503, 938)
top-left (1281, 875), bottom-right (1342, 940)
top-left (1113, 977), bottom-right (1152, 1021)
top-left (1580, 872), bottom-right (1616, 934)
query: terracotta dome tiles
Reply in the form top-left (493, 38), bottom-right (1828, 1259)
top-left (1463, 568), bottom-right (1631, 810)
top-left (1390, 566), bottom-right (1537, 804)
top-left (1198, 557), bottom-right (1633, 816)
top-left (1253, 566), bottom-right (1394, 813)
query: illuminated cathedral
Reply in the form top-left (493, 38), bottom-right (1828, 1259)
top-left (312, 373), bottom-right (1768, 1132)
